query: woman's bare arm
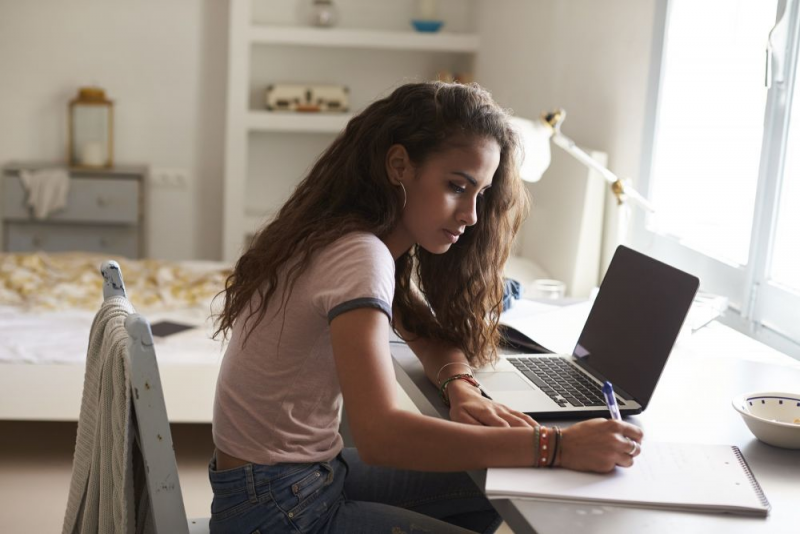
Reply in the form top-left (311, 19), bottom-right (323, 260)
top-left (331, 307), bottom-right (644, 473)
top-left (332, 307), bottom-right (536, 470)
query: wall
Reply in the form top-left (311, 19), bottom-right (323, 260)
top-left (0, 0), bottom-right (227, 260)
top-left (475, 0), bottom-right (657, 280)
top-left (0, 0), bottom-right (657, 265)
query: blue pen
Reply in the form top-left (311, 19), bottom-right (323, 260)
top-left (602, 381), bottom-right (622, 421)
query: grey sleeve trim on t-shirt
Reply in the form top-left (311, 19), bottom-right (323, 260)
top-left (328, 298), bottom-right (393, 324)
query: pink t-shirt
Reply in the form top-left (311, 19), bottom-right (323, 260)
top-left (212, 232), bottom-right (395, 465)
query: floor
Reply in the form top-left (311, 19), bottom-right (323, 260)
top-left (0, 420), bottom-right (513, 533)
top-left (0, 421), bottom-right (215, 533)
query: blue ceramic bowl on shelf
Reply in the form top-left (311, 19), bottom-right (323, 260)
top-left (411, 19), bottom-right (444, 33)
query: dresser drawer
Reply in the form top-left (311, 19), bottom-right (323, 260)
top-left (3, 175), bottom-right (140, 224)
top-left (5, 222), bottom-right (139, 258)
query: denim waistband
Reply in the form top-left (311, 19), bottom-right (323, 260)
top-left (208, 453), bottom-right (340, 494)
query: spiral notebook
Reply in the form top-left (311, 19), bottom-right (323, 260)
top-left (485, 442), bottom-right (771, 517)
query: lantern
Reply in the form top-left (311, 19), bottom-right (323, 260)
top-left (68, 87), bottom-right (114, 168)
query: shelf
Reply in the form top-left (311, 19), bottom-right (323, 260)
top-left (224, 0), bottom-right (481, 261)
top-left (249, 25), bottom-right (480, 53)
top-left (247, 111), bottom-right (352, 133)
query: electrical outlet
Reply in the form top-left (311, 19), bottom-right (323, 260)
top-left (150, 168), bottom-right (189, 188)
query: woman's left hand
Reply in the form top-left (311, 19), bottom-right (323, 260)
top-left (447, 379), bottom-right (538, 427)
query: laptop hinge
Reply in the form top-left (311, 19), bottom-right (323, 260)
top-left (569, 356), bottom-right (637, 402)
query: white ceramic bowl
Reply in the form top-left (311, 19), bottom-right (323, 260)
top-left (732, 391), bottom-right (800, 449)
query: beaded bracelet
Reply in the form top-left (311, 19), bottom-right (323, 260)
top-left (439, 373), bottom-right (481, 407)
top-left (531, 425), bottom-right (560, 468)
top-left (538, 426), bottom-right (550, 467)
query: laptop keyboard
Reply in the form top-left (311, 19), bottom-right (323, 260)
top-left (507, 356), bottom-right (624, 408)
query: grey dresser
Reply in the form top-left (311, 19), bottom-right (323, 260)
top-left (2, 163), bottom-right (147, 258)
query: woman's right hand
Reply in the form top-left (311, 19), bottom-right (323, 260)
top-left (556, 418), bottom-right (643, 473)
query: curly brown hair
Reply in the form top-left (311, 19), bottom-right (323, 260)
top-left (214, 81), bottom-right (530, 367)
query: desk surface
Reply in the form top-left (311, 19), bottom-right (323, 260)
top-left (391, 321), bottom-right (800, 534)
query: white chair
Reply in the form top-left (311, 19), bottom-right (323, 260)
top-left (66, 261), bottom-right (210, 534)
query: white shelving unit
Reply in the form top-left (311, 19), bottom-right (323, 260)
top-left (223, 0), bottom-right (479, 261)
top-left (246, 111), bottom-right (353, 133)
top-left (249, 25), bottom-right (480, 52)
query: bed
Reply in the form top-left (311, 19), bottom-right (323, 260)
top-left (0, 250), bottom-right (553, 424)
top-left (0, 252), bottom-right (230, 423)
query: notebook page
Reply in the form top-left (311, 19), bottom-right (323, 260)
top-left (486, 442), bottom-right (768, 514)
top-left (499, 301), bottom-right (592, 354)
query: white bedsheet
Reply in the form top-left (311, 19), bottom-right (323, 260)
top-left (0, 305), bottom-right (225, 365)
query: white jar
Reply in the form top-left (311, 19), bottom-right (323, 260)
top-left (310, 0), bottom-right (338, 28)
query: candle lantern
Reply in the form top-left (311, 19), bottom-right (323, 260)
top-left (68, 86), bottom-right (114, 168)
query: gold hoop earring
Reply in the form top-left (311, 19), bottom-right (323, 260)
top-left (398, 182), bottom-right (407, 210)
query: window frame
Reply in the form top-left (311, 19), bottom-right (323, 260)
top-left (632, 0), bottom-right (800, 356)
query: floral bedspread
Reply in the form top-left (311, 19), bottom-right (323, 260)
top-left (0, 252), bottom-right (232, 313)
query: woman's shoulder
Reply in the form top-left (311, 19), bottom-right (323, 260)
top-left (322, 231), bottom-right (393, 263)
top-left (308, 232), bottom-right (396, 309)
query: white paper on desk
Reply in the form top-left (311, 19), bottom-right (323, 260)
top-left (500, 300), bottom-right (592, 354)
top-left (485, 442), bottom-right (770, 517)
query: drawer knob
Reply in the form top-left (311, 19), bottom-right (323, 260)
top-left (32, 235), bottom-right (43, 248)
top-left (96, 196), bottom-right (111, 207)
top-left (99, 238), bottom-right (109, 248)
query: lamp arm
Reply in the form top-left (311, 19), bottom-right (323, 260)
top-left (551, 132), bottom-right (617, 185)
top-left (551, 131), bottom-right (655, 213)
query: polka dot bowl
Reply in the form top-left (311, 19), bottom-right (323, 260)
top-left (732, 391), bottom-right (800, 449)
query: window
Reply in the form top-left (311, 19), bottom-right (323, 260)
top-left (635, 0), bottom-right (800, 353)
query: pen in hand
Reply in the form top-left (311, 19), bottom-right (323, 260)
top-left (602, 381), bottom-right (622, 421)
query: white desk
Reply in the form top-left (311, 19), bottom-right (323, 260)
top-left (391, 321), bottom-right (800, 534)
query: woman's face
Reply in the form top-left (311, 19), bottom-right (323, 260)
top-left (383, 137), bottom-right (500, 259)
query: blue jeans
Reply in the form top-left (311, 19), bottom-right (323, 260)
top-left (208, 448), bottom-right (502, 533)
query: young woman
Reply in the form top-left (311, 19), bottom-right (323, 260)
top-left (210, 82), bottom-right (644, 534)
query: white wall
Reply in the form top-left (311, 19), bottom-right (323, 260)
top-left (0, 0), bottom-right (227, 260)
top-left (0, 0), bottom-right (657, 266)
top-left (475, 0), bottom-right (657, 279)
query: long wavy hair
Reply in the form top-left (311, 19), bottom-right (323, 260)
top-left (214, 81), bottom-right (530, 367)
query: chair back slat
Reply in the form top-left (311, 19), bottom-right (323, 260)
top-left (125, 314), bottom-right (190, 534)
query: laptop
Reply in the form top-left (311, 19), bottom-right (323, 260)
top-left (475, 245), bottom-right (699, 419)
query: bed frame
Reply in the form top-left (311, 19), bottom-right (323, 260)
top-left (0, 362), bottom-right (218, 423)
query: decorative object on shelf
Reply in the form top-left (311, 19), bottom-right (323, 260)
top-left (68, 86), bottom-right (114, 168)
top-left (411, 20), bottom-right (444, 33)
top-left (437, 70), bottom-right (474, 84)
top-left (309, 0), bottom-right (339, 28)
top-left (412, 0), bottom-right (444, 33)
top-left (265, 84), bottom-right (349, 113)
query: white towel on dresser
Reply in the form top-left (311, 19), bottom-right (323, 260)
top-left (18, 168), bottom-right (70, 219)
top-left (62, 296), bottom-right (155, 534)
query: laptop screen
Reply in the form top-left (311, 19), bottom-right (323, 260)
top-left (572, 246), bottom-right (699, 409)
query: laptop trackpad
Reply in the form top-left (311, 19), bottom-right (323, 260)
top-left (477, 372), bottom-right (534, 391)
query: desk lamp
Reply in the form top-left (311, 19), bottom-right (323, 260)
top-left (512, 109), bottom-right (655, 213)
